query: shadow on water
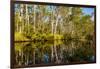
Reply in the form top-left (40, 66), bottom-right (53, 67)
top-left (14, 39), bottom-right (95, 67)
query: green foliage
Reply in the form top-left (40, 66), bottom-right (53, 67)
top-left (63, 33), bottom-right (73, 40)
top-left (46, 34), bottom-right (54, 40)
top-left (15, 45), bottom-right (23, 52)
top-left (23, 24), bottom-right (34, 39)
top-left (14, 4), bottom-right (94, 42)
top-left (32, 33), bottom-right (53, 40)
top-left (54, 34), bottom-right (63, 40)
top-left (15, 32), bottom-right (29, 41)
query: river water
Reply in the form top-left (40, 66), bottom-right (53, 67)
top-left (14, 40), bottom-right (95, 67)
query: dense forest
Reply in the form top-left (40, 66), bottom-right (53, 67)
top-left (14, 4), bottom-right (94, 41)
top-left (14, 3), bottom-right (95, 67)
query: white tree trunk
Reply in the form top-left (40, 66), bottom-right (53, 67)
top-left (33, 5), bottom-right (36, 32)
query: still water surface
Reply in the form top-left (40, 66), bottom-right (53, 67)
top-left (14, 40), bottom-right (95, 66)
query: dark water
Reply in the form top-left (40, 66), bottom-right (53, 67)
top-left (14, 40), bottom-right (95, 66)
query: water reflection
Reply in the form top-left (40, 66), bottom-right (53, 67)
top-left (14, 40), bottom-right (95, 66)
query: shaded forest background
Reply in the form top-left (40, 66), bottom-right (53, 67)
top-left (14, 4), bottom-right (95, 41)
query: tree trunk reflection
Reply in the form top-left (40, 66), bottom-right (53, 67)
top-left (14, 40), bottom-right (95, 66)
